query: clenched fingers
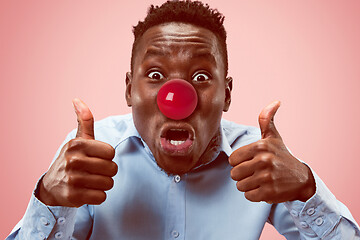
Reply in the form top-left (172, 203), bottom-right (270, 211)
top-left (67, 138), bottom-right (115, 160)
top-left (65, 155), bottom-right (118, 177)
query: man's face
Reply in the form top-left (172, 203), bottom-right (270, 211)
top-left (126, 22), bottom-right (231, 175)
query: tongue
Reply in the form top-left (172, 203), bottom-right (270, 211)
top-left (160, 137), bottom-right (193, 154)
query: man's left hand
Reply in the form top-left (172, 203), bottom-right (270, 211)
top-left (229, 101), bottom-right (316, 203)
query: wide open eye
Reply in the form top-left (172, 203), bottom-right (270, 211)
top-left (148, 71), bottom-right (165, 80)
top-left (192, 72), bottom-right (211, 82)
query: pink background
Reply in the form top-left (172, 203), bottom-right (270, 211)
top-left (1, 1), bottom-right (359, 239)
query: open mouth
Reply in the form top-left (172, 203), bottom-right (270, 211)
top-left (167, 129), bottom-right (189, 145)
top-left (160, 126), bottom-right (194, 155)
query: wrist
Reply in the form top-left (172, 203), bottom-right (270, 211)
top-left (298, 165), bottom-right (316, 202)
top-left (36, 176), bottom-right (60, 206)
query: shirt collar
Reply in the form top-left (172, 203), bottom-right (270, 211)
top-left (219, 123), bottom-right (233, 157)
top-left (112, 114), bottom-right (142, 148)
top-left (114, 115), bottom-right (234, 169)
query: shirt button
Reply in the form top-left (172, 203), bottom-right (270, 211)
top-left (300, 222), bottom-right (309, 228)
top-left (174, 175), bottom-right (181, 183)
top-left (290, 210), bottom-right (298, 217)
top-left (315, 217), bottom-right (324, 226)
top-left (171, 230), bottom-right (180, 238)
top-left (40, 217), bottom-right (50, 226)
top-left (306, 207), bottom-right (315, 216)
top-left (57, 217), bottom-right (66, 225)
top-left (55, 231), bottom-right (63, 239)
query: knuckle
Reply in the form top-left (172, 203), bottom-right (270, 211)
top-left (271, 186), bottom-right (280, 197)
top-left (254, 140), bottom-right (269, 152)
top-left (66, 175), bottom-right (81, 187)
top-left (262, 172), bottom-right (274, 183)
top-left (257, 153), bottom-right (275, 169)
top-left (65, 155), bottom-right (81, 170)
top-left (64, 188), bottom-right (77, 203)
top-left (66, 175), bottom-right (75, 186)
top-left (68, 138), bottom-right (85, 150)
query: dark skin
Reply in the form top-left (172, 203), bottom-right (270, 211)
top-left (230, 101), bottom-right (315, 203)
top-left (38, 22), bottom-right (315, 207)
top-left (125, 22), bottom-right (232, 175)
top-left (38, 98), bottom-right (117, 207)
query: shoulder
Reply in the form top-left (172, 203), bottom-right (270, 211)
top-left (221, 118), bottom-right (261, 149)
top-left (94, 113), bottom-right (134, 131)
top-left (93, 114), bottom-right (139, 147)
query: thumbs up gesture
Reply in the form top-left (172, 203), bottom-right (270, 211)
top-left (229, 101), bottom-right (316, 203)
top-left (38, 99), bottom-right (117, 207)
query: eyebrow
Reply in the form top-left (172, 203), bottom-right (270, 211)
top-left (143, 48), bottom-right (169, 60)
top-left (143, 48), bottom-right (216, 64)
top-left (192, 52), bottom-right (216, 64)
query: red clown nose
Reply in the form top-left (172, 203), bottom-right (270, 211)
top-left (157, 79), bottom-right (198, 120)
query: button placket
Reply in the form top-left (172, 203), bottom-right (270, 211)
top-left (54, 231), bottom-right (64, 239)
top-left (171, 230), bottom-right (180, 238)
top-left (57, 217), bottom-right (66, 225)
top-left (164, 174), bottom-right (186, 240)
top-left (174, 175), bottom-right (181, 183)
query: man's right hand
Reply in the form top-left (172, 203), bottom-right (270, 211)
top-left (38, 98), bottom-right (117, 207)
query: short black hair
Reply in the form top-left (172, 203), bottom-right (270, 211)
top-left (131, 0), bottom-right (228, 76)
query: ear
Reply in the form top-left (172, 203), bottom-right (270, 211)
top-left (223, 76), bottom-right (233, 112)
top-left (125, 72), bottom-right (132, 107)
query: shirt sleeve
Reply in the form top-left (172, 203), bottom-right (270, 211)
top-left (6, 130), bottom-right (93, 240)
top-left (6, 177), bottom-right (78, 240)
top-left (269, 167), bottom-right (360, 239)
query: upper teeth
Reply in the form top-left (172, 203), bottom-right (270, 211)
top-left (170, 140), bottom-right (185, 145)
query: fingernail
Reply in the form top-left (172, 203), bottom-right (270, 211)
top-left (72, 98), bottom-right (82, 113)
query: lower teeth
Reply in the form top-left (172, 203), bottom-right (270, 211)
top-left (170, 140), bottom-right (185, 145)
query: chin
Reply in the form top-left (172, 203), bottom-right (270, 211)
top-left (155, 128), bottom-right (222, 175)
top-left (156, 155), bottom-right (198, 176)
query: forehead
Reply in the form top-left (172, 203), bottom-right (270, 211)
top-left (134, 22), bottom-right (222, 64)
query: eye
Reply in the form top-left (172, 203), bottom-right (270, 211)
top-left (192, 72), bottom-right (210, 82)
top-left (147, 71), bottom-right (165, 80)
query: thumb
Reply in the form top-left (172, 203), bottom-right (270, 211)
top-left (72, 98), bottom-right (95, 139)
top-left (258, 100), bottom-right (281, 139)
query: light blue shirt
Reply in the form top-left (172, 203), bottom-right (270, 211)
top-left (7, 114), bottom-right (360, 239)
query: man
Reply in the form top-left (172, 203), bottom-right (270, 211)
top-left (7, 1), bottom-right (359, 239)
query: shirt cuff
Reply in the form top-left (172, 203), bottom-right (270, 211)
top-left (17, 176), bottom-right (77, 239)
top-left (284, 168), bottom-right (341, 239)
